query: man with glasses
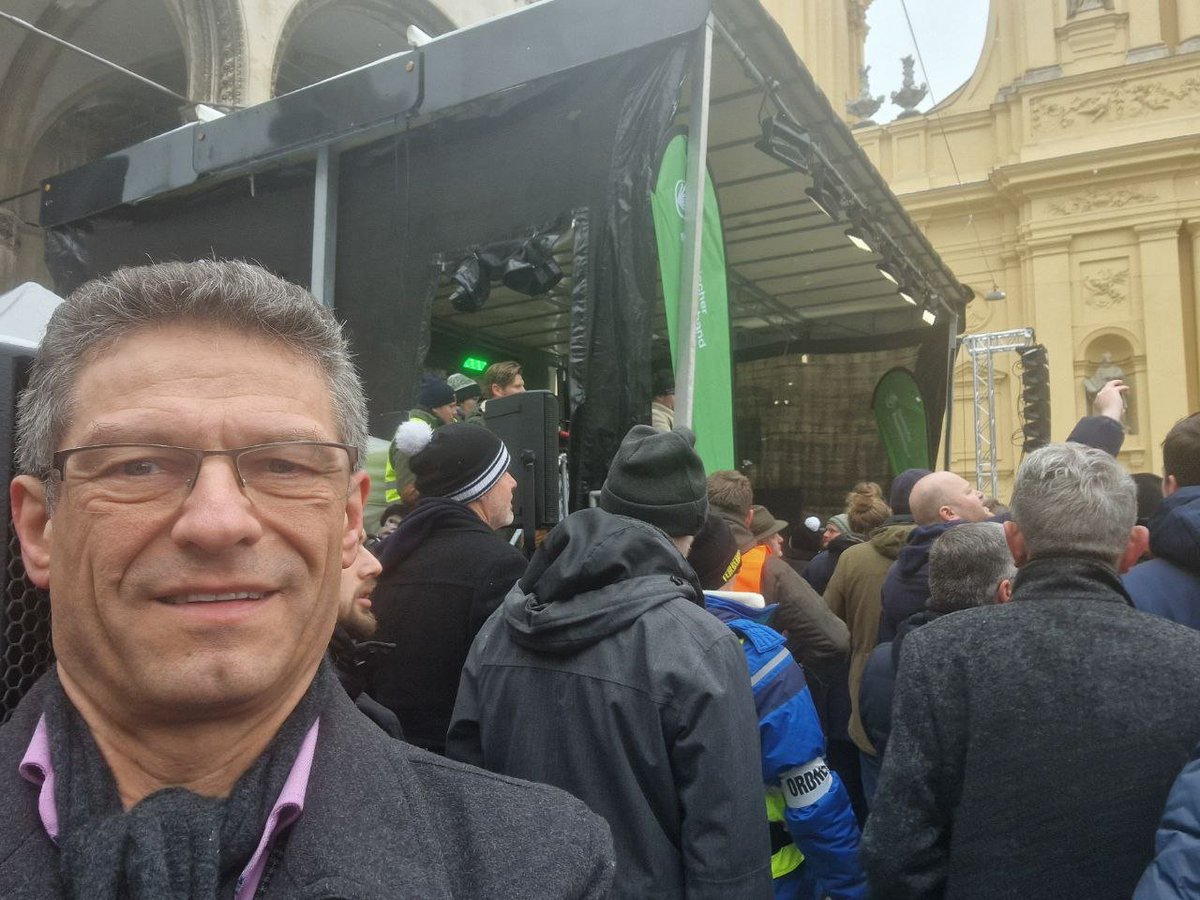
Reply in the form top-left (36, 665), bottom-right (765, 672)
top-left (0, 259), bottom-right (613, 899)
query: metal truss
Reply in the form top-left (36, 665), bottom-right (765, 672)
top-left (959, 328), bottom-right (1035, 497)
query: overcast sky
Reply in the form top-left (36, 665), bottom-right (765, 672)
top-left (863, 0), bottom-right (991, 121)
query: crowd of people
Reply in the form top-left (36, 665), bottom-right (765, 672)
top-left (1, 258), bottom-right (1199, 900)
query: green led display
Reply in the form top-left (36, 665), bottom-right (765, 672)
top-left (461, 356), bottom-right (489, 373)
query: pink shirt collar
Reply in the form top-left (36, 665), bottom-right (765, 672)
top-left (19, 713), bottom-right (320, 900)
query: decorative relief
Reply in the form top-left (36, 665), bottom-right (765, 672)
top-left (1067, 0), bottom-right (1113, 17)
top-left (1081, 267), bottom-right (1129, 309)
top-left (1031, 76), bottom-right (1200, 132)
top-left (1048, 187), bottom-right (1159, 216)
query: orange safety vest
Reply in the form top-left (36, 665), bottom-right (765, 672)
top-left (730, 544), bottom-right (769, 594)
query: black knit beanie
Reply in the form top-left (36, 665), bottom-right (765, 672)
top-left (688, 512), bottom-right (742, 590)
top-left (889, 468), bottom-right (932, 516)
top-left (600, 425), bottom-right (708, 536)
top-left (416, 374), bottom-right (455, 410)
top-left (396, 421), bottom-right (511, 502)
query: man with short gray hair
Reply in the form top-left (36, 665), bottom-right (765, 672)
top-left (858, 523), bottom-right (1015, 766)
top-left (0, 259), bottom-right (613, 898)
top-left (862, 443), bottom-right (1200, 900)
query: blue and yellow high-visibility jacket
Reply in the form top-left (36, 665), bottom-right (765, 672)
top-left (705, 591), bottom-right (866, 900)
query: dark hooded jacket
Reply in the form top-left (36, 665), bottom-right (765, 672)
top-left (858, 610), bottom-right (941, 756)
top-left (369, 497), bottom-right (528, 753)
top-left (446, 508), bottom-right (772, 900)
top-left (1125, 486), bottom-right (1200, 629)
top-left (878, 521), bottom-right (959, 644)
top-left (803, 533), bottom-right (865, 596)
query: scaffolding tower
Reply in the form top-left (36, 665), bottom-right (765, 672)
top-left (959, 328), bottom-right (1036, 497)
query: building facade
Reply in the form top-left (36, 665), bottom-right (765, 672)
top-left (850, 0), bottom-right (1199, 490)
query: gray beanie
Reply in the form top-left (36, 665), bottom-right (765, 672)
top-left (600, 425), bottom-right (708, 537)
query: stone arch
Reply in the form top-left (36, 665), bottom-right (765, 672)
top-left (272, 0), bottom-right (456, 97)
top-left (163, 0), bottom-right (248, 108)
top-left (0, 2), bottom-right (192, 286)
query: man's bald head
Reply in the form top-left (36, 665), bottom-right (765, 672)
top-left (909, 471), bottom-right (990, 526)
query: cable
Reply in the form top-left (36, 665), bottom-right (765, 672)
top-left (0, 185), bottom-right (42, 208)
top-left (896, 0), bottom-right (1001, 293)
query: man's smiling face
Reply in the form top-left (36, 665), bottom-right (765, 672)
top-left (13, 324), bottom-right (366, 722)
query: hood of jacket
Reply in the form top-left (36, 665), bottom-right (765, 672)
top-left (894, 520), bottom-right (959, 578)
top-left (503, 508), bottom-right (704, 655)
top-left (378, 496), bottom-right (491, 568)
top-left (703, 591), bottom-right (778, 626)
top-left (1149, 486), bottom-right (1200, 574)
top-left (890, 609), bottom-right (942, 669)
top-left (869, 522), bottom-right (916, 560)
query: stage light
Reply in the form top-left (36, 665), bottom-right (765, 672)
top-left (984, 287), bottom-right (1007, 301)
top-left (845, 224), bottom-right (874, 252)
top-left (805, 168), bottom-right (841, 220)
top-left (899, 286), bottom-right (918, 306)
top-left (449, 254), bottom-right (490, 313)
top-left (877, 261), bottom-right (901, 285)
top-left (921, 308), bottom-right (937, 325)
top-left (501, 236), bottom-right (564, 296)
top-left (755, 115), bottom-right (814, 173)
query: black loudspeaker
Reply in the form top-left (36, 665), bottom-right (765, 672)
top-left (1019, 345), bottom-right (1051, 454)
top-left (0, 346), bottom-right (52, 724)
top-left (483, 390), bottom-right (560, 528)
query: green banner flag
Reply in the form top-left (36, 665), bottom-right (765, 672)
top-left (871, 367), bottom-right (932, 476)
top-left (650, 132), bottom-right (735, 471)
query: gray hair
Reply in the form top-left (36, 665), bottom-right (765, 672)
top-left (927, 522), bottom-right (1016, 613)
top-left (17, 259), bottom-right (368, 489)
top-left (1009, 442), bottom-right (1136, 566)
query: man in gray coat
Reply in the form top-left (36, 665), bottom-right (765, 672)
top-left (448, 426), bottom-right (772, 899)
top-left (861, 443), bottom-right (1200, 900)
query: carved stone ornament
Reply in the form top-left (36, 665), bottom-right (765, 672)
top-left (846, 65), bottom-right (884, 121)
top-left (1048, 187), bottom-right (1159, 216)
top-left (1067, 0), bottom-right (1114, 17)
top-left (1081, 268), bottom-right (1129, 309)
top-left (1031, 76), bottom-right (1200, 132)
top-left (891, 56), bottom-right (928, 118)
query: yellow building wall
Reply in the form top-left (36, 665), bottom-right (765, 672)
top-left (775, 0), bottom-right (1200, 498)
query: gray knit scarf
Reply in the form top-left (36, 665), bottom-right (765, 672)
top-left (43, 664), bottom-right (334, 900)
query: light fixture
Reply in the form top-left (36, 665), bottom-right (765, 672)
top-left (755, 115), bottom-right (814, 174)
top-left (898, 285), bottom-right (919, 306)
top-left (984, 286), bottom-right (1007, 301)
top-left (501, 236), bottom-right (564, 296)
top-left (844, 224), bottom-right (874, 252)
top-left (921, 308), bottom-right (938, 326)
top-left (804, 168), bottom-right (841, 220)
top-left (877, 261), bottom-right (901, 285)
top-left (448, 255), bottom-right (490, 313)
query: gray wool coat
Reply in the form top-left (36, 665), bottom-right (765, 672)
top-left (0, 673), bottom-right (615, 900)
top-left (861, 557), bottom-right (1200, 900)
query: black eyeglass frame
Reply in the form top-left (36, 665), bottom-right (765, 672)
top-left (48, 441), bottom-right (361, 490)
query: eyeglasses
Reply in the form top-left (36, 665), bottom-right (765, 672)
top-left (50, 441), bottom-right (359, 504)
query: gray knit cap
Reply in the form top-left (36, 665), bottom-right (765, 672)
top-left (599, 425), bottom-right (708, 537)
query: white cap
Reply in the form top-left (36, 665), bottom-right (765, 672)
top-left (804, 515), bottom-right (821, 532)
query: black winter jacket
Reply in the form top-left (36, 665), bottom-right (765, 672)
top-left (877, 521), bottom-right (958, 643)
top-left (447, 508), bottom-right (773, 899)
top-left (0, 672), bottom-right (615, 899)
top-left (862, 558), bottom-right (1200, 900)
top-left (369, 497), bottom-right (528, 753)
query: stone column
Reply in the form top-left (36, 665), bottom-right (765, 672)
top-left (1188, 224), bottom-right (1200, 410)
top-left (1179, 0), bottom-right (1200, 53)
top-left (1024, 237), bottom-right (1077, 441)
top-left (1136, 222), bottom-right (1190, 475)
